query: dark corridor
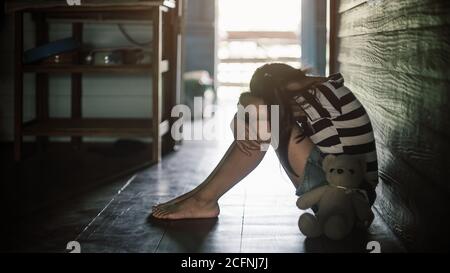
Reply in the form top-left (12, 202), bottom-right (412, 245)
top-left (0, 0), bottom-right (449, 254)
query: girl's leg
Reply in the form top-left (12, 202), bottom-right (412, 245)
top-left (151, 123), bottom-right (314, 220)
top-left (151, 126), bottom-right (314, 220)
top-left (276, 125), bottom-right (316, 189)
top-left (151, 140), bottom-right (267, 219)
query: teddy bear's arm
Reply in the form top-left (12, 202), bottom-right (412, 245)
top-left (351, 194), bottom-right (374, 226)
top-left (296, 185), bottom-right (328, 210)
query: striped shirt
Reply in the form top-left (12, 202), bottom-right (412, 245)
top-left (293, 73), bottom-right (378, 187)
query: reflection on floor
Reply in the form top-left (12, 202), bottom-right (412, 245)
top-left (20, 137), bottom-right (405, 253)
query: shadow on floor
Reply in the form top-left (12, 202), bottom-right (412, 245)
top-left (148, 216), bottom-right (219, 252)
top-left (304, 229), bottom-right (371, 253)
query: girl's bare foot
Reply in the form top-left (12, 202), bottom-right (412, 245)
top-left (151, 195), bottom-right (220, 220)
top-left (152, 188), bottom-right (201, 212)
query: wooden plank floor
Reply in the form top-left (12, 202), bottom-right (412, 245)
top-left (17, 116), bottom-right (406, 253)
top-left (63, 138), bottom-right (404, 253)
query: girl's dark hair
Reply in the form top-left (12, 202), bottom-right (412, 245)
top-left (248, 63), bottom-right (310, 176)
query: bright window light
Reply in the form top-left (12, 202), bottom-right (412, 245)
top-left (219, 0), bottom-right (301, 32)
top-left (217, 0), bottom-right (302, 93)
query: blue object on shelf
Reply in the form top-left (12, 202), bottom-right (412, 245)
top-left (23, 37), bottom-right (81, 64)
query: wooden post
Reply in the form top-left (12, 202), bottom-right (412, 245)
top-left (175, 0), bottom-right (184, 109)
top-left (14, 11), bottom-right (23, 162)
top-left (71, 22), bottom-right (83, 147)
top-left (152, 7), bottom-right (163, 163)
top-left (301, 0), bottom-right (327, 75)
top-left (35, 13), bottom-right (49, 151)
top-left (328, 0), bottom-right (339, 74)
top-left (162, 0), bottom-right (183, 153)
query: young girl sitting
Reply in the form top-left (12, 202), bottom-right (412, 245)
top-left (152, 63), bottom-right (378, 221)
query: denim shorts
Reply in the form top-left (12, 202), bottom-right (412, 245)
top-left (296, 146), bottom-right (328, 196)
top-left (295, 146), bottom-right (376, 206)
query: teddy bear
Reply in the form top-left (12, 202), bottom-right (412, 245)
top-left (296, 154), bottom-right (374, 240)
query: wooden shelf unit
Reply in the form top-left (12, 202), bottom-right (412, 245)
top-left (22, 61), bottom-right (169, 74)
top-left (22, 118), bottom-right (170, 137)
top-left (8, 0), bottom-right (184, 163)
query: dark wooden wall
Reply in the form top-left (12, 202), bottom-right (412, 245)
top-left (335, 0), bottom-right (450, 251)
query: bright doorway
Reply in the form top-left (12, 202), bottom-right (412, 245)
top-left (217, 0), bottom-right (302, 101)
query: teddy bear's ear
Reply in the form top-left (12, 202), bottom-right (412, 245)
top-left (322, 155), bottom-right (336, 171)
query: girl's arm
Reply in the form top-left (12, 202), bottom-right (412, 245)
top-left (231, 94), bottom-right (271, 156)
top-left (285, 76), bottom-right (327, 94)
